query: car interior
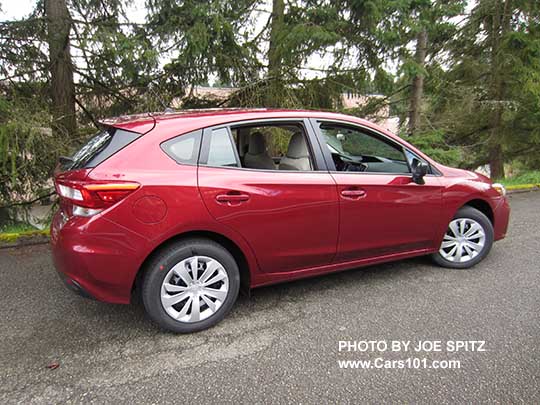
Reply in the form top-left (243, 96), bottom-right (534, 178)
top-left (318, 123), bottom-right (411, 174)
top-left (232, 124), bottom-right (313, 171)
top-left (243, 131), bottom-right (275, 170)
top-left (228, 122), bottom-right (413, 174)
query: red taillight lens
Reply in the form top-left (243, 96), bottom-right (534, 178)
top-left (96, 190), bottom-right (133, 203)
top-left (84, 183), bottom-right (140, 206)
top-left (55, 180), bottom-right (140, 214)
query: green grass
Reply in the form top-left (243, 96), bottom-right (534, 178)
top-left (499, 170), bottom-right (540, 188)
top-left (0, 222), bottom-right (38, 234)
top-left (0, 222), bottom-right (49, 244)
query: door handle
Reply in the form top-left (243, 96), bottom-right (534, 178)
top-left (340, 189), bottom-right (366, 199)
top-left (215, 192), bottom-right (250, 205)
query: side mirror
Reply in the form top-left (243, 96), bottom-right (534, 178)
top-left (411, 160), bottom-right (429, 185)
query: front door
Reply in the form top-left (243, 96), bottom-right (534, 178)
top-left (197, 120), bottom-right (339, 273)
top-left (312, 120), bottom-right (443, 262)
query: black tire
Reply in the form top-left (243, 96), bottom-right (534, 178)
top-left (432, 206), bottom-right (494, 269)
top-left (141, 238), bottom-right (240, 333)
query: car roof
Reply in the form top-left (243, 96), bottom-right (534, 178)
top-left (100, 108), bottom-right (395, 137)
top-left (99, 108), bottom-right (441, 168)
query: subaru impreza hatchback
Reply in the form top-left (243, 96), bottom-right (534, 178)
top-left (51, 109), bottom-right (510, 333)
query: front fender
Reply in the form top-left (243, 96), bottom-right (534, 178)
top-left (437, 179), bottom-right (500, 245)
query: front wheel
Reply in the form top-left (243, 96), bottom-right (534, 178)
top-left (141, 238), bottom-right (240, 333)
top-left (432, 206), bottom-right (494, 269)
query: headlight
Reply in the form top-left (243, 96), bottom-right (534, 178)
top-left (492, 183), bottom-right (506, 197)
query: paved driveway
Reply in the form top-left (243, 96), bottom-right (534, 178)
top-left (1, 193), bottom-right (538, 403)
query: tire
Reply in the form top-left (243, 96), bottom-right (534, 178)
top-left (141, 238), bottom-right (240, 333)
top-left (432, 206), bottom-right (494, 269)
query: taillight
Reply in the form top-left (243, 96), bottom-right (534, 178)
top-left (55, 181), bottom-right (140, 217)
top-left (57, 184), bottom-right (84, 201)
top-left (84, 183), bottom-right (140, 205)
top-left (72, 205), bottom-right (103, 217)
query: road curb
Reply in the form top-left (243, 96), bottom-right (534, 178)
top-left (0, 230), bottom-right (50, 249)
top-left (506, 184), bottom-right (540, 194)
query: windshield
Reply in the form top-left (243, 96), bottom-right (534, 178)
top-left (324, 133), bottom-right (350, 157)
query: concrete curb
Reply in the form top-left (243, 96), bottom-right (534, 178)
top-left (506, 184), bottom-right (540, 194)
top-left (0, 230), bottom-right (49, 249)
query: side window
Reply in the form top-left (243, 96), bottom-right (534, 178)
top-left (161, 130), bottom-right (202, 165)
top-left (318, 122), bottom-right (409, 174)
top-left (207, 127), bottom-right (239, 167)
top-left (230, 123), bottom-right (314, 171)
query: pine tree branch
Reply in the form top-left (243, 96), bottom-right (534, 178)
top-left (0, 191), bottom-right (55, 210)
top-left (74, 97), bottom-right (100, 129)
top-left (73, 67), bottom-right (134, 105)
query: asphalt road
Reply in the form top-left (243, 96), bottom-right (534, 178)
top-left (1, 193), bottom-right (539, 404)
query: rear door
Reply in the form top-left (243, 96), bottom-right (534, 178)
top-left (197, 119), bottom-right (339, 274)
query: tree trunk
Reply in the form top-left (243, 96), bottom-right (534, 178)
top-left (45, 0), bottom-right (76, 138)
top-left (408, 28), bottom-right (427, 136)
top-left (486, 0), bottom-right (512, 179)
top-left (489, 143), bottom-right (504, 179)
top-left (267, 0), bottom-right (285, 107)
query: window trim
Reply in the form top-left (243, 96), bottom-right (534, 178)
top-left (309, 118), bottom-right (440, 176)
top-left (199, 118), bottom-right (327, 173)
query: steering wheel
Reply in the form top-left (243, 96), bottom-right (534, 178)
top-left (332, 152), bottom-right (368, 172)
top-left (343, 161), bottom-right (368, 172)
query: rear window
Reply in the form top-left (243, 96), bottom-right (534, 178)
top-left (61, 127), bottom-right (142, 171)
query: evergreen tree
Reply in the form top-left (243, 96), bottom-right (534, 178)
top-left (1, 0), bottom-right (159, 132)
top-left (0, 0), bottom-right (158, 214)
top-left (424, 0), bottom-right (540, 178)
top-left (45, 0), bottom-right (77, 138)
top-left (145, 0), bottom-right (260, 96)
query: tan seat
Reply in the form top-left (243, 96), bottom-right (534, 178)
top-left (244, 132), bottom-right (275, 170)
top-left (279, 133), bottom-right (312, 171)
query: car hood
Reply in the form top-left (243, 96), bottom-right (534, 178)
top-left (437, 164), bottom-right (492, 183)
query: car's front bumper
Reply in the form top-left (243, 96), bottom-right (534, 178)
top-left (493, 196), bottom-right (510, 241)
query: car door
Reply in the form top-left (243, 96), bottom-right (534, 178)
top-left (311, 119), bottom-right (443, 262)
top-left (197, 119), bottom-right (339, 274)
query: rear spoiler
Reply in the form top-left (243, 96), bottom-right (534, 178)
top-left (98, 113), bottom-right (157, 135)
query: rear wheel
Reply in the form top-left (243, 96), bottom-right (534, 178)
top-left (142, 238), bottom-right (240, 333)
top-left (432, 206), bottom-right (494, 269)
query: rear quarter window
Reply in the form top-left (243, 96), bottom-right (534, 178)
top-left (160, 130), bottom-right (202, 165)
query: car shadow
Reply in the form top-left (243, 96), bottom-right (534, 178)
top-left (67, 255), bottom-right (432, 337)
top-left (238, 255), bottom-right (432, 305)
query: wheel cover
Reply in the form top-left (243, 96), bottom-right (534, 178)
top-left (160, 256), bottom-right (229, 323)
top-left (439, 218), bottom-right (486, 263)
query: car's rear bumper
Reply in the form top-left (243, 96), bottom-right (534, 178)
top-left (493, 196), bottom-right (510, 241)
top-left (56, 270), bottom-right (96, 300)
top-left (50, 210), bottom-right (148, 304)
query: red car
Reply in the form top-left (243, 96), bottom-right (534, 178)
top-left (51, 109), bottom-right (510, 333)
